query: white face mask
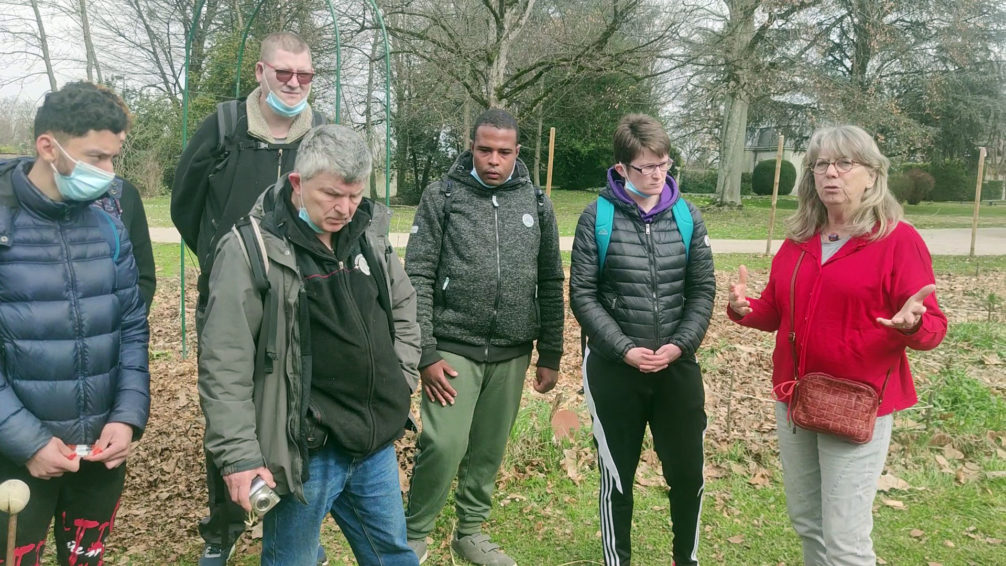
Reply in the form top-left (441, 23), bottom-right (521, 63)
top-left (49, 138), bottom-right (115, 201)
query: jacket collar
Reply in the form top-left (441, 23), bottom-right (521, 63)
top-left (254, 176), bottom-right (387, 266)
top-left (245, 87), bottom-right (316, 144)
top-left (0, 158), bottom-right (91, 248)
top-left (792, 229), bottom-right (873, 264)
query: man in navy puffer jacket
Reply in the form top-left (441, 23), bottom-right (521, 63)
top-left (0, 82), bottom-right (149, 566)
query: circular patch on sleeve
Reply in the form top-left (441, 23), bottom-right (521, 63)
top-left (410, 225), bottom-right (419, 234)
top-left (354, 254), bottom-right (372, 276)
top-left (704, 235), bottom-right (711, 247)
top-left (522, 213), bottom-right (535, 228)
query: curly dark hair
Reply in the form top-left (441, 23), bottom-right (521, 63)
top-left (34, 81), bottom-right (130, 139)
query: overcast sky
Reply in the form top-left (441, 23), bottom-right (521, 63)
top-left (1, 3), bottom-right (87, 104)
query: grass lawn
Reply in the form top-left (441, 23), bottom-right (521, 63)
top-left (144, 191), bottom-right (1006, 240)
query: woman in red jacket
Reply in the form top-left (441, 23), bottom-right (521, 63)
top-left (727, 125), bottom-right (947, 565)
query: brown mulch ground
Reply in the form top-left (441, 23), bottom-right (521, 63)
top-left (108, 265), bottom-right (1006, 562)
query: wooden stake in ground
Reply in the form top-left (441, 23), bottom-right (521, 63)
top-left (971, 147), bottom-right (987, 258)
top-left (765, 134), bottom-right (785, 254)
top-left (545, 127), bottom-right (556, 197)
top-left (1, 479), bottom-right (31, 565)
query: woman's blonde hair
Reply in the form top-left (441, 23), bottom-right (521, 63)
top-left (786, 125), bottom-right (903, 242)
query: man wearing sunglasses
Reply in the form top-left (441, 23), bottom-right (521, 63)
top-left (170, 31), bottom-right (328, 566)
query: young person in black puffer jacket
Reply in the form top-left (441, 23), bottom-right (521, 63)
top-left (570, 113), bottom-right (716, 566)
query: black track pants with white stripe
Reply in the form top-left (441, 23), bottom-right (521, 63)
top-left (583, 347), bottom-right (707, 565)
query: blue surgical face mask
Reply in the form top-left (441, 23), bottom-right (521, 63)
top-left (470, 166), bottom-right (514, 188)
top-left (263, 77), bottom-right (309, 118)
top-left (297, 193), bottom-right (325, 233)
top-left (622, 175), bottom-right (649, 199)
top-left (49, 139), bottom-right (115, 202)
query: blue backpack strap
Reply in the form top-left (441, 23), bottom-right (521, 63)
top-left (594, 196), bottom-right (614, 270)
top-left (96, 208), bottom-right (121, 263)
top-left (671, 197), bottom-right (693, 262)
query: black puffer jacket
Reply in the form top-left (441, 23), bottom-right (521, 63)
top-left (570, 178), bottom-right (716, 363)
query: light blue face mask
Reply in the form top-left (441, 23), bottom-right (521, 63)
top-left (298, 193), bottom-right (325, 233)
top-left (264, 79), bottom-right (309, 118)
top-left (50, 139), bottom-right (115, 202)
top-left (470, 166), bottom-right (514, 188)
top-left (621, 168), bottom-right (652, 199)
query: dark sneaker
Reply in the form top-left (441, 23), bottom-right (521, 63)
top-left (451, 532), bottom-right (516, 566)
top-left (198, 543), bottom-right (234, 566)
top-left (317, 545), bottom-right (329, 566)
top-left (407, 539), bottom-right (429, 564)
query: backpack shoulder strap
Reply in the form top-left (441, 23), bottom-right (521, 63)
top-left (311, 109), bottom-right (326, 127)
top-left (594, 196), bottom-right (614, 270)
top-left (671, 198), bottom-right (693, 262)
top-left (215, 100), bottom-right (241, 155)
top-left (231, 215), bottom-right (278, 374)
top-left (95, 208), bottom-right (121, 263)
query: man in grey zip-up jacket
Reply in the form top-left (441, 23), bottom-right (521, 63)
top-left (404, 109), bottom-right (564, 565)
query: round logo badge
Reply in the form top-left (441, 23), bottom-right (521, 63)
top-left (354, 254), bottom-right (371, 276)
top-left (522, 213), bottom-right (534, 228)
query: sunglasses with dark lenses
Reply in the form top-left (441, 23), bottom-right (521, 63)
top-left (263, 61), bottom-right (315, 84)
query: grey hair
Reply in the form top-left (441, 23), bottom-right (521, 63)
top-left (786, 125), bottom-right (903, 242)
top-left (294, 124), bottom-right (372, 184)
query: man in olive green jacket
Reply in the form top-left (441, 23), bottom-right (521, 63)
top-left (198, 125), bottom-right (420, 565)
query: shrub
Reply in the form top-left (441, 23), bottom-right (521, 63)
top-left (741, 172), bottom-right (753, 195)
top-left (982, 180), bottom-right (1004, 200)
top-left (929, 160), bottom-right (972, 201)
top-left (890, 168), bottom-right (935, 204)
top-left (679, 168), bottom-right (717, 194)
top-left (751, 159), bottom-right (796, 196)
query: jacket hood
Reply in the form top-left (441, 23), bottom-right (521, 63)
top-left (444, 150), bottom-right (533, 193)
top-left (604, 166), bottom-right (680, 222)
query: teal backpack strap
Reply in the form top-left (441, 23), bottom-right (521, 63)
top-left (96, 208), bottom-right (121, 263)
top-left (594, 196), bottom-right (614, 270)
top-left (671, 197), bottom-right (693, 262)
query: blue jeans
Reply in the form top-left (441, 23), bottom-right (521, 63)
top-left (262, 443), bottom-right (417, 566)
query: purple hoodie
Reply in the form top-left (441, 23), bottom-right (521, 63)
top-left (606, 166), bottom-right (680, 222)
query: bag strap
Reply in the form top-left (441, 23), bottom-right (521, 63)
top-left (671, 197), bottom-right (693, 263)
top-left (232, 215), bottom-right (278, 374)
top-left (788, 251), bottom-right (806, 380)
top-left (96, 208), bottom-right (121, 263)
top-left (594, 196), bottom-right (614, 270)
top-left (215, 100), bottom-right (241, 155)
top-left (788, 249), bottom-right (893, 401)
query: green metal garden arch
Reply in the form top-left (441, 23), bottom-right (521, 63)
top-left (179, 0), bottom-right (393, 357)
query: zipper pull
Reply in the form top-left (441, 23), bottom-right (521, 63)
top-left (645, 223), bottom-right (650, 235)
top-left (491, 194), bottom-right (499, 207)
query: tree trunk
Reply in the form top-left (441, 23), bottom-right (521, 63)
top-left (29, 0), bottom-right (57, 91)
top-left (715, 92), bottom-right (749, 206)
top-left (463, 97), bottom-right (471, 149)
top-left (79, 0), bottom-right (102, 83)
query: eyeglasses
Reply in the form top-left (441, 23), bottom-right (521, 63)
top-left (263, 61), bottom-right (315, 85)
top-left (811, 158), bottom-right (861, 175)
top-left (625, 159), bottom-right (673, 176)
